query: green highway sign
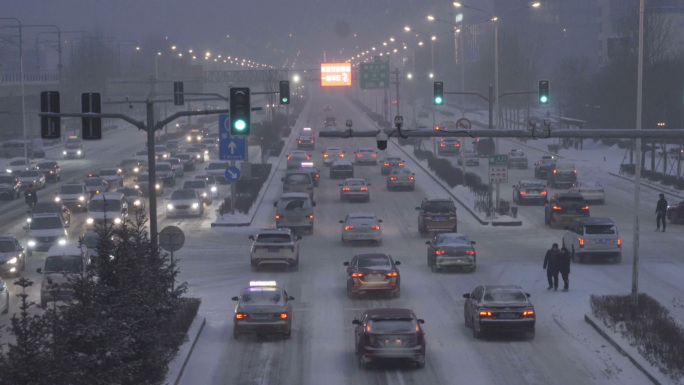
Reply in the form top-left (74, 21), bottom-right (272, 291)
top-left (360, 56), bottom-right (390, 89)
top-left (488, 154), bottom-right (508, 166)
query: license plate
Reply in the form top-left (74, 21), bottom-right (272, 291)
top-left (498, 313), bottom-right (518, 319)
top-left (596, 239), bottom-right (606, 244)
top-left (434, 217), bottom-right (446, 221)
top-left (268, 247), bottom-right (280, 253)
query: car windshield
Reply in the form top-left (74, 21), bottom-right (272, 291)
top-left (137, 174), bottom-right (150, 181)
top-left (155, 164), bottom-right (171, 172)
top-left (584, 225), bottom-right (616, 235)
top-left (282, 198), bottom-right (307, 210)
top-left (177, 154), bottom-right (190, 160)
top-left (83, 179), bottom-right (103, 186)
top-left (65, 143), bottom-right (81, 149)
top-left (171, 190), bottom-right (196, 200)
top-left (44, 255), bottom-right (82, 273)
top-left (154, 146), bottom-right (167, 152)
top-left (425, 201), bottom-right (455, 212)
top-left (0, 176), bottom-right (15, 184)
top-left (241, 291), bottom-right (282, 304)
top-left (99, 169), bottom-right (117, 176)
top-left (358, 256), bottom-right (390, 268)
top-left (580, 181), bottom-right (602, 188)
top-left (120, 159), bottom-right (138, 166)
top-left (37, 162), bottom-right (55, 169)
top-left (0, 240), bottom-right (16, 252)
top-left (386, 157), bottom-right (401, 162)
top-left (184, 181), bottom-right (206, 189)
top-left (558, 196), bottom-right (584, 203)
top-left (284, 174), bottom-right (310, 184)
top-left (30, 216), bottom-right (62, 230)
top-left (484, 290), bottom-right (527, 303)
top-left (368, 319), bottom-right (414, 333)
top-left (256, 234), bottom-right (292, 243)
top-left (510, 152), bottom-right (525, 157)
top-left (33, 203), bottom-right (61, 214)
top-left (89, 199), bottom-right (122, 212)
top-left (19, 170), bottom-right (40, 177)
top-left (118, 188), bottom-right (140, 197)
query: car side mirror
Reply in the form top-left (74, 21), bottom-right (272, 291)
top-left (471, 241), bottom-right (476, 245)
top-left (352, 319), bottom-right (361, 325)
top-left (312, 201), bottom-right (317, 207)
top-left (462, 293), bottom-right (471, 299)
top-left (525, 293), bottom-right (531, 298)
top-left (378, 219), bottom-right (383, 223)
top-left (425, 241), bottom-right (430, 245)
top-left (417, 319), bottom-right (425, 324)
top-left (18, 247), bottom-right (24, 252)
top-left (248, 235), bottom-right (254, 240)
top-left (338, 184), bottom-right (342, 186)
top-left (394, 261), bottom-right (401, 265)
top-left (415, 207), bottom-right (420, 210)
top-left (36, 268), bottom-right (42, 274)
top-left (273, 202), bottom-right (278, 207)
top-left (231, 296), bottom-right (238, 301)
top-left (339, 220), bottom-right (343, 223)
top-left (281, 178), bottom-right (284, 182)
top-left (22, 225), bottom-right (28, 230)
top-left (367, 183), bottom-right (371, 186)
top-left (343, 261), bottom-right (350, 266)
top-left (289, 296), bottom-right (295, 300)
top-left (296, 236), bottom-right (302, 240)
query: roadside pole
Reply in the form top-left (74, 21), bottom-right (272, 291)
top-left (230, 160), bottom-right (236, 215)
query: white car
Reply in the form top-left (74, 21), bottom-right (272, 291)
top-left (195, 174), bottom-right (219, 198)
top-left (568, 180), bottom-right (605, 204)
top-left (206, 161), bottom-right (229, 184)
top-left (166, 189), bottom-right (204, 218)
top-left (340, 213), bottom-right (382, 245)
top-left (354, 148), bottom-right (378, 165)
top-left (5, 157), bottom-right (30, 175)
top-left (248, 228), bottom-right (301, 270)
top-left (339, 178), bottom-right (370, 202)
top-left (286, 151), bottom-right (311, 169)
top-left (154, 144), bottom-right (170, 160)
top-left (182, 179), bottom-right (213, 205)
top-left (322, 147), bottom-right (345, 166)
top-left (386, 168), bottom-right (415, 191)
top-left (18, 169), bottom-right (46, 189)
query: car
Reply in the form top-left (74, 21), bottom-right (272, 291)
top-left (86, 192), bottom-right (128, 229)
top-left (117, 159), bottom-right (143, 177)
top-left (667, 200), bottom-right (684, 224)
top-left (380, 157), bottom-right (405, 175)
top-left (35, 160), bottom-right (61, 182)
top-left (416, 198), bottom-right (458, 234)
top-left (174, 153), bottom-right (196, 172)
top-left (0, 279), bottom-right (8, 313)
top-left (186, 146), bottom-right (205, 163)
top-left (298, 162), bottom-right (321, 187)
top-left (354, 148), bottom-right (378, 165)
top-left (568, 180), bottom-right (605, 204)
top-left (426, 233), bottom-right (476, 273)
top-left (352, 308), bottom-right (425, 369)
top-left (562, 217), bottom-right (622, 263)
top-left (344, 253), bottom-right (401, 298)
top-left (386, 168), bottom-right (415, 191)
top-left (155, 162), bottom-right (177, 186)
top-left (117, 186), bottom-right (146, 211)
top-left (544, 192), bottom-right (590, 229)
top-left (297, 134), bottom-right (315, 150)
top-left (37, 243), bottom-right (89, 306)
top-left (330, 158), bottom-right (354, 179)
top-left (165, 139), bottom-right (181, 155)
top-left (135, 173), bottom-right (164, 196)
top-left (182, 179), bottom-right (213, 205)
top-left (437, 137), bottom-right (461, 155)
top-left (249, 228), bottom-right (301, 270)
top-left (321, 147), bottom-right (345, 167)
top-left (5, 158), bottom-right (31, 175)
top-left (133, 149), bottom-right (154, 163)
top-left (0, 174), bottom-right (21, 200)
top-left (166, 157), bottom-right (185, 178)
top-left (55, 182), bottom-right (89, 212)
top-left (282, 170), bottom-right (315, 199)
top-left (323, 105), bottom-right (332, 111)
top-left (232, 281), bottom-right (294, 339)
top-left (63, 139), bottom-right (85, 159)
top-left (274, 193), bottom-right (316, 232)
top-left (324, 116), bottom-right (337, 126)
top-left (533, 155), bottom-right (556, 179)
top-left (547, 162), bottom-right (577, 188)
top-left (201, 137), bottom-right (218, 153)
top-left (79, 231), bottom-right (102, 264)
top-left (339, 178), bottom-right (370, 202)
top-left (507, 149), bottom-right (528, 169)
top-left (0, 236), bottom-right (26, 276)
top-left (98, 168), bottom-right (124, 189)
top-left (463, 285), bottom-right (536, 339)
top-left (194, 174), bottom-right (219, 198)
top-left (82, 177), bottom-right (109, 197)
top-left (23, 213), bottom-right (69, 256)
top-left (166, 189), bottom-right (204, 218)
top-left (154, 144), bottom-right (170, 160)
top-left (28, 201), bottom-right (71, 226)
top-left (340, 213), bottom-right (382, 245)
top-left (186, 129), bottom-right (205, 144)
top-left (205, 161), bottom-right (230, 184)
top-left (457, 148), bottom-right (480, 166)
top-left (512, 180), bottom-right (547, 205)
top-left (473, 137), bottom-right (495, 156)
top-left (18, 169), bottom-right (46, 190)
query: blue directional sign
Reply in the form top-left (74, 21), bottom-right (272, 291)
top-left (225, 166), bottom-right (241, 182)
top-left (218, 114), bottom-right (247, 161)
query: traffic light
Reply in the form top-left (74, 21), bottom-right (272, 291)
top-left (279, 80), bottom-right (290, 105)
top-left (433, 81), bottom-right (444, 105)
top-left (229, 87), bottom-right (251, 135)
top-left (40, 91), bottom-right (61, 139)
top-left (173, 81), bottom-right (184, 106)
top-left (538, 80), bottom-right (549, 105)
top-left (81, 92), bottom-right (102, 140)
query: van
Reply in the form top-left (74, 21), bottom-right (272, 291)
top-left (274, 192), bottom-right (316, 232)
top-left (37, 243), bottom-right (89, 306)
top-left (282, 170), bottom-right (314, 199)
top-left (86, 192), bottom-right (128, 229)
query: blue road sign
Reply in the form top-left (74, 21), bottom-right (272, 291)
top-left (218, 114), bottom-right (246, 161)
top-left (225, 166), bottom-right (241, 182)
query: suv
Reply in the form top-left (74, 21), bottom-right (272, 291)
top-left (35, 160), bottom-right (62, 182)
top-left (507, 149), bottom-right (528, 169)
top-left (86, 192), bottom-right (128, 229)
top-left (155, 162), bottom-right (176, 186)
top-left (23, 213), bottom-right (69, 256)
top-left (562, 217), bottom-right (621, 263)
top-left (37, 243), bottom-right (89, 306)
top-left (437, 138), bottom-right (461, 155)
top-left (282, 170), bottom-right (315, 199)
top-left (416, 198), bottom-right (458, 234)
top-left (544, 192), bottom-right (589, 229)
top-left (547, 162), bottom-right (577, 188)
top-left (274, 192), bottom-right (316, 232)
top-left (63, 138), bottom-right (85, 159)
top-left (248, 228), bottom-right (302, 270)
top-left (534, 155), bottom-right (556, 179)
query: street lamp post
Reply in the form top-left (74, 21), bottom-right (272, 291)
top-left (0, 18), bottom-right (28, 164)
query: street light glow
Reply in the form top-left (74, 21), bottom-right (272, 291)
top-left (427, 15), bottom-right (435, 20)
top-left (429, 73), bottom-right (434, 78)
top-left (404, 26), bottom-right (411, 31)
top-left (453, 2), bottom-right (462, 7)
top-left (532, 2), bottom-right (541, 7)
top-left (171, 45), bottom-right (176, 50)
top-left (431, 35), bottom-right (437, 41)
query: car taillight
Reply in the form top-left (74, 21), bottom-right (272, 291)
top-left (390, 177), bottom-right (397, 181)
top-left (435, 250), bottom-right (446, 255)
top-left (523, 310), bottom-right (535, 316)
top-left (371, 154), bottom-right (377, 157)
top-left (340, 154), bottom-right (345, 157)
top-left (578, 238), bottom-right (585, 248)
top-left (235, 313), bottom-right (248, 319)
top-left (344, 226), bottom-right (354, 230)
top-left (540, 191), bottom-right (547, 195)
top-left (315, 174), bottom-right (320, 178)
top-left (298, 140), bottom-right (302, 144)
top-left (573, 169), bottom-right (577, 174)
top-left (360, 187), bottom-right (368, 191)
top-left (370, 225), bottom-right (380, 230)
top-left (342, 187), bottom-right (351, 191)
top-left (351, 273), bottom-right (364, 277)
top-left (398, 163), bottom-right (405, 166)
top-left (581, 205), bottom-right (590, 210)
top-left (305, 155), bottom-right (310, 160)
top-left (479, 311), bottom-right (493, 317)
top-left (280, 313), bottom-right (288, 319)
top-left (287, 155), bottom-right (291, 160)
top-left (275, 215), bottom-right (282, 219)
top-left (617, 238), bottom-right (621, 247)
top-left (455, 143), bottom-right (460, 147)
top-left (324, 154), bottom-right (329, 158)
top-left (520, 191), bottom-right (528, 195)
top-left (440, 143), bottom-right (446, 147)
top-left (552, 205), bottom-right (562, 210)
top-left (386, 272), bottom-right (398, 277)
top-left (408, 176), bottom-right (414, 180)
top-left (435, 126), bottom-right (440, 130)
top-left (465, 250), bottom-right (475, 255)
top-left (306, 214), bottom-right (314, 219)
top-left (553, 169), bottom-right (558, 174)
top-left (357, 154), bottom-right (362, 157)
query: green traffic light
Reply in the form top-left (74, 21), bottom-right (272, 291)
top-left (540, 96), bottom-right (548, 104)
top-left (282, 97), bottom-right (289, 103)
top-left (234, 119), bottom-right (246, 131)
top-left (434, 96), bottom-right (443, 105)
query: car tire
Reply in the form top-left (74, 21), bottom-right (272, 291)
top-left (465, 311), bottom-right (471, 327)
top-left (2, 301), bottom-right (8, 314)
top-left (292, 259), bottom-right (299, 271)
top-left (472, 319), bottom-right (482, 339)
top-left (393, 286), bottom-right (400, 298)
top-left (415, 359), bottom-right (425, 369)
top-left (418, 225), bottom-right (426, 235)
top-left (451, 225), bottom-right (458, 232)
top-left (671, 212), bottom-right (680, 224)
top-left (526, 330), bottom-right (536, 340)
top-left (284, 330), bottom-right (292, 339)
top-left (470, 264), bottom-right (476, 273)
top-left (614, 255), bottom-right (622, 264)
top-left (375, 240), bottom-right (382, 247)
top-left (233, 329), bottom-right (239, 340)
top-left (358, 354), bottom-right (369, 370)
top-left (431, 263), bottom-right (440, 273)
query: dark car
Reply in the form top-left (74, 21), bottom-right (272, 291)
top-left (83, 177), bottom-right (109, 197)
top-left (299, 162), bottom-right (320, 187)
top-left (463, 285), bottom-right (536, 339)
top-left (426, 233), bottom-right (476, 273)
top-left (534, 155), bottom-right (556, 179)
top-left (416, 198), bottom-right (458, 234)
top-left (544, 192), bottom-right (589, 229)
top-left (29, 201), bottom-right (71, 226)
top-left (343, 253), bottom-right (400, 298)
top-left (353, 308), bottom-right (426, 369)
top-left (330, 159), bottom-right (354, 179)
top-left (473, 137), bottom-right (494, 156)
top-left (118, 159), bottom-right (143, 177)
top-left (547, 162), bottom-right (577, 189)
top-left (437, 137), bottom-right (461, 155)
top-left (0, 174), bottom-right (21, 200)
top-left (667, 200), bottom-right (684, 224)
top-left (512, 180), bottom-right (548, 205)
top-left (231, 282), bottom-right (294, 339)
top-left (35, 160), bottom-right (62, 182)
top-left (324, 116), bottom-right (337, 126)
top-left (117, 186), bottom-right (146, 211)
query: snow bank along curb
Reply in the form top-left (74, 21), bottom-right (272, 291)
top-left (166, 314), bottom-right (207, 385)
top-left (608, 171), bottom-right (684, 200)
top-left (584, 313), bottom-right (662, 385)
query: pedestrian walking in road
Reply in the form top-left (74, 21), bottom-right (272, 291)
top-left (543, 243), bottom-right (561, 291)
top-left (656, 193), bottom-right (668, 232)
top-left (24, 183), bottom-right (37, 210)
top-left (559, 247), bottom-right (571, 292)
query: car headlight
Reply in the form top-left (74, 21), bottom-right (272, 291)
top-left (58, 238), bottom-right (67, 245)
top-left (204, 150), bottom-right (209, 155)
top-left (155, 184), bottom-right (161, 189)
top-left (197, 136), bottom-right (202, 141)
top-left (49, 170), bottom-right (54, 174)
top-left (167, 203), bottom-right (174, 210)
top-left (7, 257), bottom-right (17, 265)
top-left (133, 167), bottom-right (139, 173)
top-left (78, 196), bottom-right (85, 201)
top-left (196, 154), bottom-right (201, 159)
top-left (192, 202), bottom-right (199, 209)
top-left (187, 136), bottom-right (192, 141)
top-left (114, 217), bottom-right (122, 224)
top-left (77, 150), bottom-right (82, 155)
top-left (134, 184), bottom-right (140, 189)
top-left (134, 199), bottom-right (141, 206)
top-left (26, 217), bottom-right (31, 223)
top-left (27, 240), bottom-right (36, 247)
top-left (163, 154), bottom-right (168, 158)
top-left (62, 151), bottom-right (67, 155)
top-left (211, 186), bottom-right (217, 192)
top-left (86, 218), bottom-right (94, 225)
top-left (117, 168), bottom-right (122, 173)
top-left (55, 196), bottom-right (61, 202)
top-left (202, 192), bottom-right (207, 197)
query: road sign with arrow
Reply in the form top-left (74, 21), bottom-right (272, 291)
top-left (218, 113), bottom-right (246, 161)
top-left (225, 166), bottom-right (241, 183)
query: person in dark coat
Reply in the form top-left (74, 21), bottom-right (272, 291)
top-left (543, 243), bottom-right (561, 291)
top-left (655, 193), bottom-right (668, 232)
top-left (24, 183), bottom-right (37, 209)
top-left (559, 247), bottom-right (571, 292)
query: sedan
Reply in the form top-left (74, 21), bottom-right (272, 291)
top-left (568, 180), bottom-right (605, 204)
top-left (512, 180), bottom-right (547, 205)
top-left (98, 168), bottom-right (124, 189)
top-left (353, 308), bottom-right (425, 369)
top-left (380, 157), bottom-right (405, 175)
top-left (206, 161), bottom-right (229, 183)
top-left (166, 189), bottom-right (204, 218)
top-left (426, 233), bottom-right (476, 272)
top-left (339, 178), bottom-right (370, 202)
top-left (297, 134), bottom-right (315, 150)
top-left (340, 213), bottom-right (382, 245)
top-left (286, 151), bottom-right (311, 169)
top-left (194, 174), bottom-right (219, 199)
top-left (354, 148), bottom-right (378, 165)
top-left (135, 173), bottom-right (163, 197)
top-left (83, 177), bottom-right (109, 197)
top-left (182, 179), bottom-right (213, 205)
top-left (5, 158), bottom-right (30, 175)
top-left (0, 236), bottom-right (26, 276)
top-left (232, 282), bottom-right (294, 339)
top-left (457, 149), bottom-right (480, 166)
top-left (386, 168), bottom-right (415, 191)
top-left (18, 169), bottom-right (46, 190)
top-left (322, 147), bottom-right (345, 166)
top-left (463, 284), bottom-right (536, 339)
top-left (35, 160), bottom-right (61, 182)
top-left (667, 200), bottom-right (684, 224)
top-left (117, 186), bottom-right (146, 211)
top-left (344, 253), bottom-right (401, 299)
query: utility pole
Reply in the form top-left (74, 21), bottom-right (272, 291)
top-left (392, 68), bottom-right (401, 117)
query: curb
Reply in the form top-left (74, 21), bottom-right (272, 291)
top-left (584, 313), bottom-right (662, 385)
top-left (166, 314), bottom-right (207, 385)
top-left (608, 171), bottom-right (684, 200)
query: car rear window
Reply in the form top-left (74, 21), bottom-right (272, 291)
top-left (358, 256), bottom-right (390, 268)
top-left (368, 319), bottom-right (414, 333)
top-left (241, 291), bottom-right (282, 304)
top-left (484, 290), bottom-right (527, 303)
top-left (284, 174), bottom-right (311, 184)
top-left (282, 199), bottom-right (307, 210)
top-left (584, 225), bottom-right (616, 235)
top-left (425, 201), bottom-right (455, 212)
top-left (256, 234), bottom-right (292, 243)
top-left (558, 196), bottom-right (584, 203)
